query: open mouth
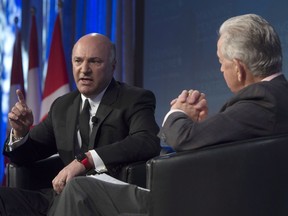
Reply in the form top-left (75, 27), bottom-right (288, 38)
top-left (79, 78), bottom-right (93, 84)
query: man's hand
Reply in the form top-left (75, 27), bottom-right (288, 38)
top-left (8, 89), bottom-right (33, 137)
top-left (52, 159), bottom-right (86, 194)
top-left (170, 89), bottom-right (208, 122)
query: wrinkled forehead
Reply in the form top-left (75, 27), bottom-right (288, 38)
top-left (72, 36), bottom-right (111, 59)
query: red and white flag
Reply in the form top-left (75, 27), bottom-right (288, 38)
top-left (40, 14), bottom-right (70, 121)
top-left (26, 14), bottom-right (41, 125)
top-left (8, 26), bottom-right (25, 132)
top-left (3, 22), bottom-right (25, 185)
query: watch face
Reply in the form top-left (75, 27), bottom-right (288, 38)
top-left (76, 153), bottom-right (87, 162)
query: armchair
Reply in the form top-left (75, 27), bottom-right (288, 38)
top-left (6, 154), bottom-right (64, 190)
top-left (6, 155), bottom-right (147, 190)
top-left (5, 147), bottom-right (174, 190)
top-left (146, 134), bottom-right (288, 216)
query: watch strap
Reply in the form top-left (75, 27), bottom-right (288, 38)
top-left (76, 153), bottom-right (92, 170)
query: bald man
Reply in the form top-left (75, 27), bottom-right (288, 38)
top-left (0, 33), bottom-right (160, 216)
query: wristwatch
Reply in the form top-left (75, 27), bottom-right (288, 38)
top-left (75, 153), bottom-right (92, 170)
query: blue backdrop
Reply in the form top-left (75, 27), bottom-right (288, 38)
top-left (143, 0), bottom-right (288, 126)
top-left (0, 0), bottom-right (117, 184)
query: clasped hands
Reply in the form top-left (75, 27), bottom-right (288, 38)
top-left (170, 89), bottom-right (208, 122)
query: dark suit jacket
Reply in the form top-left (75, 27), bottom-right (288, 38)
top-left (5, 79), bottom-right (160, 176)
top-left (159, 75), bottom-right (288, 151)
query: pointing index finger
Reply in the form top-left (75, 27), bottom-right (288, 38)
top-left (16, 89), bottom-right (26, 105)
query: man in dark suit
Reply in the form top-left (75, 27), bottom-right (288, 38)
top-left (39, 14), bottom-right (288, 216)
top-left (0, 33), bottom-right (160, 215)
top-left (159, 13), bottom-right (288, 151)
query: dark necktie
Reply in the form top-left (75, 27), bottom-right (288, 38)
top-left (79, 99), bottom-right (90, 151)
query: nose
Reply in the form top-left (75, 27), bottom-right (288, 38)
top-left (81, 61), bottom-right (91, 74)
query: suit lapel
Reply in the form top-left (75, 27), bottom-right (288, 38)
top-left (66, 94), bottom-right (81, 153)
top-left (89, 80), bottom-right (119, 149)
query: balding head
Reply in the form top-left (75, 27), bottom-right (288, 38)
top-left (72, 33), bottom-right (116, 97)
top-left (73, 33), bottom-right (116, 64)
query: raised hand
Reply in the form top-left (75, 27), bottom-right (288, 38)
top-left (8, 89), bottom-right (34, 137)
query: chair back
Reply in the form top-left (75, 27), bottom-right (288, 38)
top-left (147, 134), bottom-right (288, 216)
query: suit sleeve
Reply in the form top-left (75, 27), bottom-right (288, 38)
top-left (158, 91), bottom-right (276, 152)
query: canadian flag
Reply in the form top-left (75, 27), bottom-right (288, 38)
top-left (40, 14), bottom-right (70, 121)
top-left (26, 14), bottom-right (41, 125)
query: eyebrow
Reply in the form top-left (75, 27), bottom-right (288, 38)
top-left (73, 56), bottom-right (102, 60)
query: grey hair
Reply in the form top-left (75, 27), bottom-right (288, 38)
top-left (218, 14), bottom-right (282, 77)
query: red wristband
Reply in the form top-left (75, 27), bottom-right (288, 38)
top-left (81, 157), bottom-right (92, 170)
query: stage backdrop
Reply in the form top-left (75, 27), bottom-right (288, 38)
top-left (143, 0), bottom-right (288, 126)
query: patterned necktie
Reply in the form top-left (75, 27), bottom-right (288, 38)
top-left (79, 99), bottom-right (90, 151)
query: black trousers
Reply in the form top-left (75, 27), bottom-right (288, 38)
top-left (0, 187), bottom-right (54, 216)
top-left (0, 176), bottom-right (149, 216)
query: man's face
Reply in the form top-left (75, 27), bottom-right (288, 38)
top-left (217, 38), bottom-right (242, 93)
top-left (72, 35), bottom-right (115, 97)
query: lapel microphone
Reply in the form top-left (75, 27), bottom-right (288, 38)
top-left (92, 116), bottom-right (98, 126)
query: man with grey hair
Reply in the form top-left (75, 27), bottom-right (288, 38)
top-left (13, 14), bottom-right (288, 216)
top-left (159, 13), bottom-right (288, 151)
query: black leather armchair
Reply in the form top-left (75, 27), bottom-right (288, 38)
top-left (6, 155), bottom-right (64, 190)
top-left (6, 155), bottom-right (147, 190)
top-left (5, 146), bottom-right (174, 190)
top-left (146, 134), bottom-right (288, 216)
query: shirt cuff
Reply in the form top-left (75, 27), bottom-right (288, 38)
top-left (7, 129), bottom-right (28, 151)
top-left (89, 150), bottom-right (107, 173)
top-left (162, 109), bottom-right (187, 126)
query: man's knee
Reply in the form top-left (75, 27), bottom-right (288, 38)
top-left (63, 176), bottom-right (86, 193)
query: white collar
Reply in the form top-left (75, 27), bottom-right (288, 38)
top-left (261, 72), bottom-right (282, 81)
top-left (80, 85), bottom-right (108, 109)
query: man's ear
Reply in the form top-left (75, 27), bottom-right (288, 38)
top-left (233, 59), bottom-right (246, 82)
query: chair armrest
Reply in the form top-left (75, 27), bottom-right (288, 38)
top-left (118, 161), bottom-right (147, 188)
top-left (146, 135), bottom-right (288, 216)
top-left (6, 155), bottom-right (147, 189)
top-left (6, 154), bottom-right (64, 190)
